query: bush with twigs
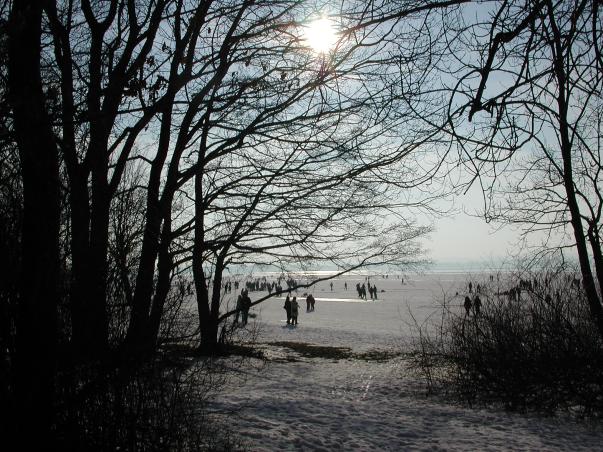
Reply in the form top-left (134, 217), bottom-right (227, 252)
top-left (409, 268), bottom-right (603, 416)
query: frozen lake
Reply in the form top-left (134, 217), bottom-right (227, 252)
top-left (223, 270), bottom-right (506, 351)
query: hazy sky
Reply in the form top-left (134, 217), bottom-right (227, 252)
top-left (427, 211), bottom-right (524, 263)
top-left (422, 184), bottom-right (529, 264)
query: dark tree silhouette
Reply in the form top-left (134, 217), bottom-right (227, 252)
top-left (7, 0), bottom-right (60, 445)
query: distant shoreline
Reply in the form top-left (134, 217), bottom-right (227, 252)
top-left (217, 259), bottom-right (580, 279)
top-left (227, 266), bottom-right (511, 279)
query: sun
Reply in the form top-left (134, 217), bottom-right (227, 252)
top-left (304, 17), bottom-right (337, 54)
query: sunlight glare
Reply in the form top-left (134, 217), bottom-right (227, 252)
top-left (304, 17), bottom-right (337, 54)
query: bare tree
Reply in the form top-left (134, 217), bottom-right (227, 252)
top-left (43, 0), bottom-right (172, 358)
top-left (159, 1), bottom-right (461, 353)
top-left (446, 0), bottom-right (603, 337)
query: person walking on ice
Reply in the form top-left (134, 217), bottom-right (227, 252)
top-left (306, 293), bottom-right (315, 312)
top-left (234, 293), bottom-right (242, 324)
top-left (291, 296), bottom-right (299, 325)
top-left (473, 295), bottom-right (482, 316)
top-left (241, 289), bottom-right (251, 326)
top-left (284, 295), bottom-right (292, 324)
top-left (464, 295), bottom-right (472, 316)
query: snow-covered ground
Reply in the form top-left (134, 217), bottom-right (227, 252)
top-left (209, 272), bottom-right (603, 451)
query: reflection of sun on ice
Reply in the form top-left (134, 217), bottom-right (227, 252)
top-left (304, 17), bottom-right (337, 53)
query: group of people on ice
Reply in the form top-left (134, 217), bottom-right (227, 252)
top-left (355, 282), bottom-right (378, 300)
top-left (464, 294), bottom-right (482, 316)
top-left (283, 295), bottom-right (299, 325)
top-left (283, 293), bottom-right (316, 325)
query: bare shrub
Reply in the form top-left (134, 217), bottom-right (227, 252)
top-left (409, 269), bottom-right (603, 416)
top-left (54, 350), bottom-right (242, 451)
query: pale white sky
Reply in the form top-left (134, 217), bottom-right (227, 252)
top-left (426, 212), bottom-right (524, 263)
top-left (419, 183), bottom-right (533, 264)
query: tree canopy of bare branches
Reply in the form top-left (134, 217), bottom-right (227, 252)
top-left (3, 0), bottom-right (465, 445)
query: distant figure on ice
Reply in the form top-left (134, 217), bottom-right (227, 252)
top-left (330, 281), bottom-right (333, 291)
top-left (473, 295), bottom-right (482, 316)
top-left (284, 295), bottom-right (292, 324)
top-left (241, 289), bottom-right (251, 326)
top-left (361, 283), bottom-right (367, 300)
top-left (468, 282), bottom-right (473, 293)
top-left (345, 281), bottom-right (348, 291)
top-left (306, 294), bottom-right (312, 312)
top-left (464, 296), bottom-right (472, 316)
top-left (291, 296), bottom-right (299, 325)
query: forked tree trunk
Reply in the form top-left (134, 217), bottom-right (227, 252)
top-left (125, 92), bottom-right (176, 356)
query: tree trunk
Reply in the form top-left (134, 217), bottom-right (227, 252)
top-left (193, 170), bottom-right (219, 354)
top-left (125, 97), bottom-right (175, 355)
top-left (588, 228), bottom-right (603, 303)
top-left (8, 0), bottom-right (60, 445)
top-left (147, 216), bottom-right (173, 349)
top-left (194, 263), bottom-right (218, 355)
top-left (551, 28), bottom-right (603, 340)
top-left (68, 172), bottom-right (91, 357)
top-left (88, 165), bottom-right (110, 355)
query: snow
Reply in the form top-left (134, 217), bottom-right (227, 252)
top-left (208, 272), bottom-right (603, 450)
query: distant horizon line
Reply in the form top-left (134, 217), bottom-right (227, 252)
top-left (197, 256), bottom-right (580, 277)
